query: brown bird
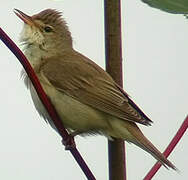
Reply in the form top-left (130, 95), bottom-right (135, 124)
top-left (14, 8), bottom-right (176, 170)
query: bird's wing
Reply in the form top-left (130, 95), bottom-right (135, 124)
top-left (40, 54), bottom-right (152, 126)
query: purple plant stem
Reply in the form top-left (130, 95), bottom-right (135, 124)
top-left (0, 27), bottom-right (96, 180)
top-left (144, 115), bottom-right (188, 180)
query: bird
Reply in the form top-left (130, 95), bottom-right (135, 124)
top-left (14, 8), bottom-right (176, 170)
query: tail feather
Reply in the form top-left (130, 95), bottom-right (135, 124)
top-left (126, 123), bottom-right (177, 170)
top-left (110, 119), bottom-right (177, 170)
top-left (133, 137), bottom-right (176, 170)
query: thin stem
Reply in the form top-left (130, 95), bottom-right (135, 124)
top-left (104, 1), bottom-right (126, 180)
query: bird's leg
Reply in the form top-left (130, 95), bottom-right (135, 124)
top-left (62, 135), bottom-right (75, 150)
top-left (61, 130), bottom-right (82, 150)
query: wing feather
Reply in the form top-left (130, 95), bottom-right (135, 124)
top-left (40, 52), bottom-right (152, 125)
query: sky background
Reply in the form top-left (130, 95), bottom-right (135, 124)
top-left (0, 0), bottom-right (188, 180)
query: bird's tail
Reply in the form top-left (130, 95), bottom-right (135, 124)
top-left (109, 119), bottom-right (177, 170)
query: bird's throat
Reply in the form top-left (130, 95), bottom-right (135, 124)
top-left (23, 43), bottom-right (46, 68)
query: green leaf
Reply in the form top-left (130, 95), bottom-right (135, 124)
top-left (142, 0), bottom-right (188, 14)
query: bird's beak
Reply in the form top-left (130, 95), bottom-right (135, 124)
top-left (14, 9), bottom-right (35, 26)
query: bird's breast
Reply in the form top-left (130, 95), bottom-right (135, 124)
top-left (25, 74), bottom-right (110, 134)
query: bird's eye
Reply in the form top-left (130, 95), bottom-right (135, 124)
top-left (44, 26), bottom-right (53, 33)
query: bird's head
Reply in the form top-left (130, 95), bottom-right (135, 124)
top-left (14, 9), bottom-right (72, 54)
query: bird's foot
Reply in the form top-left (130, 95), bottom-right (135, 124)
top-left (61, 135), bottom-right (76, 150)
top-left (61, 130), bottom-right (82, 150)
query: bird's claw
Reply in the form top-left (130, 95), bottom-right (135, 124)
top-left (62, 136), bottom-right (76, 150)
